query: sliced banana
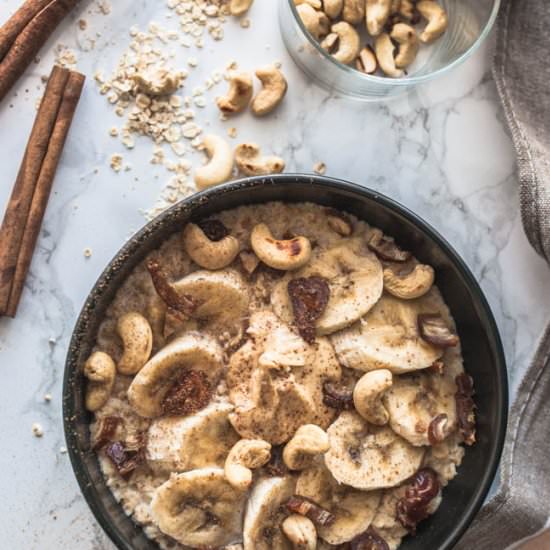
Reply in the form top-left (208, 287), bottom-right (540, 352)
top-left (227, 311), bottom-right (341, 444)
top-left (383, 370), bottom-right (458, 446)
top-left (172, 269), bottom-right (249, 328)
top-left (243, 476), bottom-right (296, 550)
top-left (271, 239), bottom-right (383, 335)
top-left (151, 467), bottom-right (246, 547)
top-left (146, 402), bottom-right (240, 473)
top-left (296, 461), bottom-right (381, 544)
top-left (330, 291), bottom-right (449, 374)
top-left (127, 332), bottom-right (223, 418)
top-left (324, 411), bottom-right (424, 490)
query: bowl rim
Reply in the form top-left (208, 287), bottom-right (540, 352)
top-left (63, 174), bottom-right (508, 550)
top-left (283, 0), bottom-right (502, 86)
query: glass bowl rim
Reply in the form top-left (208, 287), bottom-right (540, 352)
top-left (284, 0), bottom-right (502, 86)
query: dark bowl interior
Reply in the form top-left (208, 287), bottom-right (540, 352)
top-left (63, 175), bottom-right (508, 550)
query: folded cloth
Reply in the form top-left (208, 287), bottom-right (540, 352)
top-left (456, 0), bottom-right (550, 547)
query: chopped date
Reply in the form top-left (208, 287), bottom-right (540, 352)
top-left (350, 527), bottom-right (390, 550)
top-left (323, 381), bottom-right (354, 410)
top-left (396, 468), bottom-right (440, 534)
top-left (92, 415), bottom-right (121, 450)
top-left (105, 440), bottom-right (144, 479)
top-left (264, 445), bottom-right (288, 477)
top-left (455, 373), bottom-right (476, 446)
top-left (197, 219), bottom-right (229, 242)
top-left (417, 314), bottom-right (459, 348)
top-left (161, 369), bottom-right (212, 416)
top-left (286, 495), bottom-right (335, 527)
top-left (288, 276), bottom-right (330, 344)
top-left (427, 413), bottom-right (449, 445)
top-left (367, 230), bottom-right (411, 263)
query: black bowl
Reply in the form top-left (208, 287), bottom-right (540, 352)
top-left (63, 175), bottom-right (508, 550)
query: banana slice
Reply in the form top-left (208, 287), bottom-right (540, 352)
top-left (243, 476), bottom-right (296, 550)
top-left (330, 291), bottom-right (450, 374)
top-left (227, 311), bottom-right (341, 444)
top-left (383, 370), bottom-right (458, 446)
top-left (172, 269), bottom-right (249, 328)
top-left (324, 411), bottom-right (424, 490)
top-left (296, 461), bottom-right (381, 544)
top-left (151, 467), bottom-right (246, 547)
top-left (271, 239), bottom-right (383, 335)
top-left (127, 332), bottom-right (223, 418)
top-left (146, 402), bottom-right (240, 473)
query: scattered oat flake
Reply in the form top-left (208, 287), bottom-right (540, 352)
top-left (228, 127), bottom-right (237, 138)
top-left (97, 0), bottom-right (111, 15)
top-left (60, 447), bottom-right (68, 454)
top-left (314, 162), bottom-right (326, 175)
top-left (78, 19), bottom-right (87, 30)
top-left (32, 423), bottom-right (44, 437)
top-left (110, 154), bottom-right (123, 172)
top-left (44, 393), bottom-right (52, 402)
top-left (109, 127), bottom-right (119, 137)
top-left (84, 247), bottom-right (93, 258)
top-left (240, 18), bottom-right (251, 28)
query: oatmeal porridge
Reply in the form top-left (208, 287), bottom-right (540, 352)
top-left (85, 202), bottom-right (476, 550)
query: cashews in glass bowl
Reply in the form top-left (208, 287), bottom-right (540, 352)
top-left (279, 0), bottom-right (501, 99)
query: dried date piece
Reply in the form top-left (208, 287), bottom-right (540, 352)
top-left (105, 438), bottom-right (145, 479)
top-left (288, 276), bottom-right (330, 343)
top-left (286, 495), bottom-right (336, 527)
top-left (147, 258), bottom-right (198, 317)
top-left (197, 219), bottom-right (229, 242)
top-left (161, 369), bottom-right (212, 416)
top-left (350, 527), bottom-right (390, 550)
top-left (430, 360), bottom-right (445, 375)
top-left (396, 468), bottom-right (440, 534)
top-left (92, 415), bottom-right (121, 451)
top-left (323, 381), bottom-right (354, 410)
top-left (264, 445), bottom-right (288, 477)
top-left (455, 373), bottom-right (476, 446)
top-left (427, 413), bottom-right (449, 445)
top-left (367, 230), bottom-right (411, 263)
top-left (417, 314), bottom-right (459, 347)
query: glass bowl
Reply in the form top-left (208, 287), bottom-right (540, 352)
top-left (279, 0), bottom-right (501, 100)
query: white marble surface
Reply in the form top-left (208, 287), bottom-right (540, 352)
top-left (1, 0), bottom-right (549, 548)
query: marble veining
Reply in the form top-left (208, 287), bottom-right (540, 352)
top-left (0, 0), bottom-right (549, 548)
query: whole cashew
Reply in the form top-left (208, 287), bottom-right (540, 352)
top-left (391, 22), bottom-right (419, 68)
top-left (342, 0), bottom-right (365, 25)
top-left (224, 439), bottom-right (272, 490)
top-left (183, 223), bottom-right (240, 270)
top-left (296, 3), bottom-right (330, 39)
top-left (84, 351), bottom-right (116, 411)
top-left (383, 264), bottom-right (434, 299)
top-left (417, 1), bottom-right (448, 43)
top-left (282, 515), bottom-right (317, 549)
top-left (283, 424), bottom-right (330, 470)
top-left (230, 0), bottom-right (254, 16)
top-left (251, 65), bottom-right (288, 116)
top-left (366, 0), bottom-right (392, 36)
top-left (235, 143), bottom-right (285, 176)
top-left (375, 33), bottom-right (404, 78)
top-left (323, 0), bottom-right (343, 19)
top-left (116, 312), bottom-right (153, 375)
top-left (330, 21), bottom-right (361, 64)
top-left (294, 0), bottom-right (322, 9)
top-left (194, 134), bottom-right (234, 190)
top-left (250, 223), bottom-right (312, 270)
top-left (216, 71), bottom-right (253, 115)
top-left (353, 369), bottom-right (393, 425)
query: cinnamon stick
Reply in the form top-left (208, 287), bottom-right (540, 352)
top-left (0, 0), bottom-right (53, 61)
top-left (6, 70), bottom-right (85, 317)
top-left (0, 0), bottom-right (79, 103)
top-left (0, 65), bottom-right (69, 314)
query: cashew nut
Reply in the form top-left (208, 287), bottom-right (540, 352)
top-left (374, 33), bottom-right (404, 78)
top-left (391, 22), bottom-right (419, 68)
top-left (194, 134), bottom-right (234, 190)
top-left (330, 21), bottom-right (361, 64)
top-left (323, 0), bottom-right (343, 19)
top-left (116, 312), bottom-right (153, 375)
top-left (250, 223), bottom-right (312, 270)
top-left (383, 264), bottom-right (435, 299)
top-left (282, 515), bottom-right (317, 550)
top-left (296, 3), bottom-right (330, 39)
top-left (399, 0), bottom-right (416, 20)
top-left (183, 223), bottom-right (240, 270)
top-left (342, 0), bottom-right (365, 25)
top-left (283, 424), bottom-right (330, 470)
top-left (216, 71), bottom-right (253, 115)
top-left (355, 45), bottom-right (378, 74)
top-left (417, 1), bottom-right (448, 44)
top-left (230, 0), bottom-right (254, 16)
top-left (251, 65), bottom-right (288, 116)
top-left (224, 439), bottom-right (272, 490)
top-left (234, 143), bottom-right (285, 176)
top-left (294, 0), bottom-right (322, 9)
top-left (353, 369), bottom-right (393, 425)
top-left (366, 0), bottom-right (392, 36)
top-left (84, 351), bottom-right (116, 412)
